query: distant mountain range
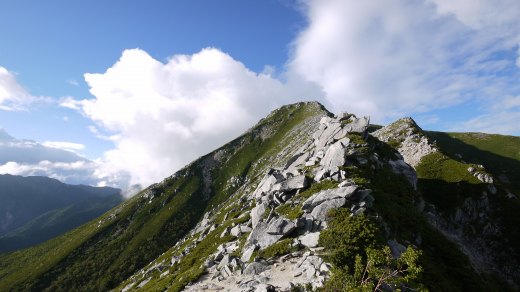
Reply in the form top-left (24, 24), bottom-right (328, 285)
top-left (0, 174), bottom-right (122, 253)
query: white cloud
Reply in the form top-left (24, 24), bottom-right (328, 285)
top-left (42, 141), bottom-right (85, 152)
top-left (0, 67), bottom-right (37, 111)
top-left (70, 48), bottom-right (318, 188)
top-left (67, 79), bottom-right (79, 86)
top-left (59, 0), bottom-right (520, 191)
top-left (0, 160), bottom-right (128, 189)
top-left (288, 0), bottom-right (520, 125)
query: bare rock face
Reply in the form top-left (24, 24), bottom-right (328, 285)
top-left (372, 117), bottom-right (437, 168)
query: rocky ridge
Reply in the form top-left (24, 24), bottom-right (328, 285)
top-left (119, 112), bottom-right (391, 291)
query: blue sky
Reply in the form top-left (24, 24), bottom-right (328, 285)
top-left (0, 0), bottom-right (519, 190)
top-left (0, 0), bottom-right (303, 158)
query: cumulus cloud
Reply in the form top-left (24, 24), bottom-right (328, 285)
top-left (0, 67), bottom-right (38, 111)
top-left (71, 48), bottom-right (318, 188)
top-left (61, 0), bottom-right (520, 190)
top-left (289, 0), bottom-right (520, 125)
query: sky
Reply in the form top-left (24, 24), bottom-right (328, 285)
top-left (0, 0), bottom-right (519, 193)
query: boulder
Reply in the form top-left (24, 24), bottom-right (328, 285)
top-left (247, 221), bottom-right (283, 249)
top-left (311, 198), bottom-right (346, 221)
top-left (320, 142), bottom-right (346, 170)
top-left (314, 168), bottom-right (328, 182)
top-left (299, 232), bottom-right (320, 248)
top-left (302, 186), bottom-right (357, 211)
top-left (251, 202), bottom-right (268, 228)
top-left (241, 244), bottom-right (258, 263)
top-left (218, 254), bottom-right (230, 269)
top-left (277, 175), bottom-right (308, 192)
top-left (344, 116), bottom-right (369, 133)
top-left (252, 171), bottom-right (284, 199)
top-left (266, 217), bottom-right (296, 236)
top-left (230, 225), bottom-right (241, 237)
top-left (315, 122), bottom-right (342, 149)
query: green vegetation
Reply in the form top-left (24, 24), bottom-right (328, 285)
top-left (320, 210), bottom-right (382, 267)
top-left (276, 203), bottom-right (304, 220)
top-left (426, 131), bottom-right (520, 193)
top-left (257, 238), bottom-right (298, 259)
top-left (299, 180), bottom-right (338, 199)
top-left (416, 152), bottom-right (481, 184)
top-left (318, 210), bottom-right (425, 291)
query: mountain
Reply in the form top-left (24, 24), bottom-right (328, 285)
top-left (0, 102), bottom-right (518, 291)
top-left (0, 174), bottom-right (123, 253)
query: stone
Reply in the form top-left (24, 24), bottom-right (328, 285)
top-left (230, 225), bottom-right (241, 237)
top-left (315, 122), bottom-right (342, 149)
top-left (247, 221), bottom-right (283, 249)
top-left (225, 242), bottom-right (239, 253)
top-left (311, 198), bottom-right (346, 221)
top-left (251, 202), bottom-right (268, 228)
top-left (338, 179), bottom-right (355, 187)
top-left (277, 175), bottom-right (308, 192)
top-left (320, 263), bottom-right (330, 273)
top-left (302, 186), bottom-right (357, 211)
top-left (252, 171), bottom-right (284, 199)
top-left (266, 217), bottom-right (296, 235)
top-left (320, 116), bottom-right (333, 125)
top-left (388, 239), bottom-right (406, 258)
top-left (220, 227), bottom-right (230, 238)
top-left (241, 244), bottom-right (258, 263)
top-left (314, 168), bottom-right (328, 182)
top-left (218, 254), bottom-right (230, 269)
top-left (122, 283), bottom-right (135, 292)
top-left (214, 250), bottom-right (224, 261)
top-left (299, 232), bottom-right (320, 248)
top-left (243, 261), bottom-right (269, 275)
top-left (344, 116), bottom-right (369, 133)
top-left (240, 225), bottom-right (252, 233)
top-left (204, 258), bottom-right (215, 268)
top-left (285, 152), bottom-right (310, 172)
top-left (320, 142), bottom-right (346, 170)
top-left (137, 277), bottom-right (151, 288)
top-left (301, 214), bottom-right (315, 232)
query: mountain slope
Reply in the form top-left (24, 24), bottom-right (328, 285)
top-left (0, 175), bottom-right (122, 253)
top-left (0, 102), bottom-right (518, 291)
top-left (0, 102), bottom-right (329, 291)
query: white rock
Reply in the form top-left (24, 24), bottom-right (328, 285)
top-left (299, 232), bottom-right (320, 248)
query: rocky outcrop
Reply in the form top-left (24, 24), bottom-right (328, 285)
top-left (372, 117), bottom-right (437, 168)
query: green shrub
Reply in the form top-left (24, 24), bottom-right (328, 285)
top-left (257, 238), bottom-right (298, 259)
top-left (319, 209), bottom-right (382, 268)
top-left (276, 204), bottom-right (304, 220)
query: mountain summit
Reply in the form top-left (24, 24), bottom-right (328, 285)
top-left (0, 102), bottom-right (518, 291)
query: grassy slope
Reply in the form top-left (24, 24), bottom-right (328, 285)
top-left (426, 131), bottom-right (520, 193)
top-left (0, 102), bottom-right (328, 292)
